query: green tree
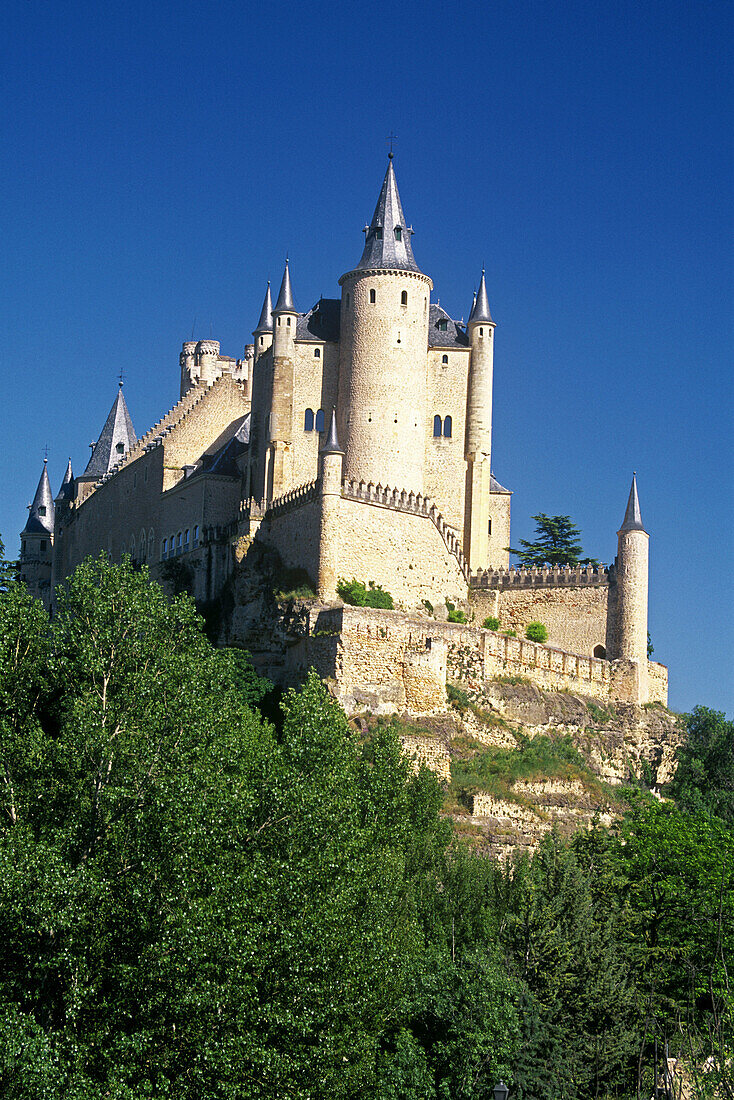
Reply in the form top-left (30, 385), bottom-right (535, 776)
top-left (0, 534), bottom-right (16, 593)
top-left (509, 514), bottom-right (598, 568)
top-left (669, 705), bottom-right (734, 825)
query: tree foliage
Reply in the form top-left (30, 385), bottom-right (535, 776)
top-left (510, 514), bottom-right (598, 568)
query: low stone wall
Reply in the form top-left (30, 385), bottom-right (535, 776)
top-left (470, 582), bottom-right (612, 659)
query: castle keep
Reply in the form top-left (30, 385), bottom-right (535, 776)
top-left (19, 157), bottom-right (667, 708)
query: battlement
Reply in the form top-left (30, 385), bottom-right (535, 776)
top-left (471, 563), bottom-right (612, 589)
top-left (245, 479), bottom-right (319, 521)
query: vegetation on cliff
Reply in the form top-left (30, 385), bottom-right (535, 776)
top-left (0, 556), bottom-right (731, 1098)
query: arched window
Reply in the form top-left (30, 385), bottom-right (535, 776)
top-left (441, 354), bottom-right (448, 364)
top-left (176, 533), bottom-right (182, 552)
top-left (192, 525), bottom-right (199, 548)
top-left (401, 290), bottom-right (408, 305)
top-left (479, 327), bottom-right (484, 336)
top-left (315, 409), bottom-right (325, 432)
top-left (184, 529), bottom-right (190, 551)
top-left (286, 317), bottom-right (291, 327)
top-left (277, 317), bottom-right (281, 326)
top-left (433, 414), bottom-right (442, 437)
top-left (594, 645), bottom-right (607, 659)
top-left (304, 408), bottom-right (314, 432)
top-left (369, 288), bottom-right (376, 304)
top-left (443, 416), bottom-right (452, 438)
top-left (314, 347), bottom-right (321, 358)
top-left (129, 535), bottom-right (136, 557)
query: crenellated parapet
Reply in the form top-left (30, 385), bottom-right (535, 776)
top-left (243, 479), bottom-right (319, 521)
top-left (471, 563), bottom-right (612, 590)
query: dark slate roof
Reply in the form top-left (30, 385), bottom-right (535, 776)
top-left (355, 157), bottom-right (423, 274)
top-left (84, 385), bottom-right (137, 478)
top-left (296, 299), bottom-right (341, 343)
top-left (273, 260), bottom-right (296, 313)
top-left (22, 461), bottom-right (55, 535)
top-left (56, 458), bottom-right (74, 501)
top-left (619, 473), bottom-right (646, 533)
top-left (321, 408), bottom-right (343, 454)
top-left (468, 269), bottom-right (493, 324)
top-left (490, 473), bottom-right (512, 494)
top-left (190, 415), bottom-right (250, 479)
top-left (428, 304), bottom-right (469, 348)
top-left (254, 281), bottom-right (273, 333)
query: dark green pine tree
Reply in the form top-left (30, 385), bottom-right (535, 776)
top-left (509, 514), bottom-right (598, 568)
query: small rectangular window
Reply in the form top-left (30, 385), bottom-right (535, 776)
top-left (369, 289), bottom-right (376, 304)
top-left (488, 520), bottom-right (492, 535)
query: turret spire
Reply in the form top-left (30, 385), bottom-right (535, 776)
top-left (321, 407), bottom-right (343, 454)
top-left (356, 157), bottom-right (422, 273)
top-left (273, 259), bottom-right (296, 313)
top-left (254, 281), bottom-right (273, 333)
top-left (56, 458), bottom-right (74, 502)
top-left (22, 460), bottom-right (54, 535)
top-left (468, 269), bottom-right (493, 324)
top-left (619, 472), bottom-right (647, 534)
top-left (84, 387), bottom-right (137, 478)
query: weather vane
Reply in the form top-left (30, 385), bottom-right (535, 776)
top-left (118, 368), bottom-right (124, 388)
top-left (387, 132), bottom-right (397, 159)
top-left (43, 443), bottom-right (49, 462)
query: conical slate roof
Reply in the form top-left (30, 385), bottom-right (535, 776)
top-left (84, 385), bottom-right (137, 478)
top-left (619, 473), bottom-right (647, 533)
top-left (321, 408), bottom-right (343, 454)
top-left (254, 281), bottom-right (273, 333)
top-left (356, 157), bottom-right (422, 273)
top-left (22, 460), bottom-right (55, 536)
top-left (273, 260), bottom-right (296, 313)
top-left (56, 458), bottom-right (74, 501)
top-left (468, 269), bottom-right (493, 324)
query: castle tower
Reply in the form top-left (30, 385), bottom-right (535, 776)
top-left (19, 459), bottom-right (55, 610)
top-left (464, 270), bottom-right (497, 571)
top-left (338, 156), bottom-right (433, 492)
top-left (253, 281), bottom-right (273, 358)
top-left (615, 473), bottom-right (650, 700)
top-left (267, 260), bottom-right (298, 499)
top-left (179, 341), bottom-right (199, 397)
top-left (195, 340), bottom-right (221, 386)
top-left (317, 409), bottom-right (344, 601)
top-left (76, 384), bottom-right (137, 502)
top-left (50, 458), bottom-right (74, 601)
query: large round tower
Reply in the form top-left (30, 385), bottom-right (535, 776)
top-left (338, 156), bottom-right (432, 493)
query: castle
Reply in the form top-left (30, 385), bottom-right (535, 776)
top-left (19, 156), bottom-right (667, 709)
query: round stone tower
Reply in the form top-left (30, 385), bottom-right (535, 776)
top-left (615, 473), bottom-right (650, 699)
top-left (19, 459), bottom-right (55, 611)
top-left (195, 340), bottom-right (221, 386)
top-left (338, 156), bottom-right (432, 493)
top-left (464, 269), bottom-right (497, 570)
top-left (179, 340), bottom-right (199, 397)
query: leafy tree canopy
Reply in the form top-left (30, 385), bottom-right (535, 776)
top-left (0, 534), bottom-right (16, 593)
top-left (509, 514), bottom-right (598, 568)
top-left (669, 705), bottom-right (734, 825)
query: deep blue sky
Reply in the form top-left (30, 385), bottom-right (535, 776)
top-left (1, 0), bottom-right (731, 715)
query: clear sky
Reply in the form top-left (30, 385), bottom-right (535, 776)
top-left (1, 0), bottom-right (731, 715)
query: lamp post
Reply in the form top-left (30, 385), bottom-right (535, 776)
top-left (493, 1083), bottom-right (509, 1100)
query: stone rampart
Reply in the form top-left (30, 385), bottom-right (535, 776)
top-left (472, 564), bottom-right (612, 589)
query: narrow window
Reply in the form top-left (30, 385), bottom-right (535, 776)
top-left (488, 519), bottom-right (492, 535)
top-left (401, 290), bottom-right (408, 305)
top-left (277, 317), bottom-right (281, 326)
top-left (443, 415), bottom-right (452, 438)
top-left (184, 528), bottom-right (190, 550)
top-left (315, 409), bottom-right (325, 432)
top-left (375, 227), bottom-right (383, 240)
top-left (479, 327), bottom-right (484, 336)
top-left (193, 525), bottom-right (199, 547)
top-left (260, 336), bottom-right (265, 346)
top-left (369, 288), bottom-right (376, 304)
top-left (433, 414), bottom-right (442, 437)
top-left (38, 505), bottom-right (46, 516)
top-left (286, 316), bottom-right (291, 327)
top-left (304, 408), bottom-right (314, 431)
top-left (314, 347), bottom-right (321, 358)
top-left (394, 227), bottom-right (402, 241)
top-left (442, 354), bottom-right (448, 364)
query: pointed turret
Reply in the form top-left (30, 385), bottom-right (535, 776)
top-left (21, 460), bottom-right (55, 536)
top-left (468, 269), bottom-right (493, 325)
top-left (356, 155), bottom-right (422, 273)
top-left (56, 458), bottom-right (74, 502)
top-left (254, 281), bottom-right (273, 333)
top-left (84, 384), bottom-right (137, 478)
top-left (619, 472), bottom-right (646, 533)
top-left (273, 260), bottom-right (296, 314)
top-left (321, 408), bottom-right (343, 454)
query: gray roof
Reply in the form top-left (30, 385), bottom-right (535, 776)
top-left (468, 269), bottom-right (493, 324)
top-left (355, 157), bottom-right (423, 274)
top-left (273, 260), bottom-right (296, 313)
top-left (22, 460), bottom-right (55, 536)
top-left (254, 281), bottom-right (273, 333)
top-left (190, 415), bottom-right (250, 479)
top-left (428, 304), bottom-right (469, 348)
top-left (296, 298), bottom-right (341, 343)
top-left (321, 408), bottom-right (343, 454)
top-left (56, 457), bottom-right (74, 501)
top-left (84, 385), bottom-right (137, 478)
top-left (619, 473), bottom-right (646, 533)
top-left (490, 473), bottom-right (511, 494)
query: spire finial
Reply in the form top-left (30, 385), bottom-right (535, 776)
top-left (118, 368), bottom-right (124, 388)
top-left (387, 132), bottom-right (397, 159)
top-left (619, 472), bottom-right (647, 534)
top-left (355, 156), bottom-right (422, 274)
top-left (273, 259), bottom-right (296, 313)
top-left (321, 407), bottom-right (343, 454)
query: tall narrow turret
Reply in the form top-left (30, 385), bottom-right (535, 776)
top-left (317, 409), bottom-right (344, 600)
top-left (339, 156), bottom-right (432, 492)
top-left (253, 281), bottom-right (273, 356)
top-left (615, 473), bottom-right (650, 700)
top-left (19, 459), bottom-right (55, 610)
top-left (464, 269), bottom-right (498, 570)
top-left (76, 384), bottom-right (137, 502)
top-left (267, 260), bottom-right (299, 498)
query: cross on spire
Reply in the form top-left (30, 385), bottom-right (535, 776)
top-left (386, 132), bottom-right (397, 159)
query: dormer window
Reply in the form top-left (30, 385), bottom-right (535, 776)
top-left (437, 319), bottom-right (448, 332)
top-left (38, 506), bottom-right (46, 516)
top-left (375, 227), bottom-right (383, 240)
top-left (394, 227), bottom-right (402, 241)
top-left (116, 442), bottom-right (125, 454)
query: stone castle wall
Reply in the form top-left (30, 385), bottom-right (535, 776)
top-left (424, 346), bottom-right (471, 532)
